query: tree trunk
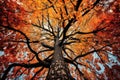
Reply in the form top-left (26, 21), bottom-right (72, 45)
top-left (46, 38), bottom-right (74, 80)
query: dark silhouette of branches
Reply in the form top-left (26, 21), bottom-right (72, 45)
top-left (41, 42), bottom-right (54, 50)
top-left (1, 0), bottom-right (119, 80)
top-left (32, 24), bottom-right (56, 37)
top-left (82, 0), bottom-right (101, 16)
top-left (31, 67), bottom-right (44, 80)
top-left (73, 42), bottom-right (118, 61)
top-left (66, 27), bottom-right (105, 38)
top-left (60, 18), bottom-right (76, 46)
top-left (1, 63), bottom-right (44, 80)
top-left (75, 0), bottom-right (82, 11)
top-left (0, 24), bottom-right (46, 63)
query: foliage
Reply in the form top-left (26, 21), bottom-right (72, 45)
top-left (0, 0), bottom-right (120, 80)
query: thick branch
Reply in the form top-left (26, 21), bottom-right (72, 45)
top-left (73, 42), bottom-right (118, 61)
top-left (60, 18), bottom-right (76, 46)
top-left (44, 53), bottom-right (53, 61)
top-left (75, 0), bottom-right (82, 11)
top-left (31, 67), bottom-right (44, 80)
top-left (1, 54), bottom-right (52, 80)
top-left (1, 25), bottom-right (41, 61)
top-left (77, 27), bottom-right (105, 34)
top-left (63, 37), bottom-right (80, 45)
top-left (67, 27), bottom-right (105, 38)
top-left (2, 40), bottom-right (39, 43)
top-left (64, 58), bottom-right (84, 78)
top-left (41, 42), bottom-right (54, 50)
top-left (38, 49), bottom-right (53, 54)
top-left (0, 25), bottom-right (50, 66)
top-left (1, 63), bottom-right (46, 80)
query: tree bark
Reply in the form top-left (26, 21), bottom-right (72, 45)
top-left (46, 37), bottom-right (74, 80)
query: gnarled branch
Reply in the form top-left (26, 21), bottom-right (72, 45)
top-left (1, 63), bottom-right (46, 80)
top-left (73, 42), bottom-right (118, 61)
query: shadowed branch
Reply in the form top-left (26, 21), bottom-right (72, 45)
top-left (31, 67), bottom-right (44, 80)
top-left (0, 24), bottom-right (50, 67)
top-left (73, 42), bottom-right (118, 61)
top-left (75, 0), bottom-right (82, 11)
top-left (60, 18), bottom-right (76, 46)
top-left (82, 0), bottom-right (100, 16)
top-left (67, 27), bottom-right (105, 38)
top-left (1, 63), bottom-right (46, 80)
top-left (41, 42), bottom-right (54, 50)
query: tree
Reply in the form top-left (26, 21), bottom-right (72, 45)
top-left (0, 0), bottom-right (120, 80)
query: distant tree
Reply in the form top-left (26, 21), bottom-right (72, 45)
top-left (0, 0), bottom-right (120, 80)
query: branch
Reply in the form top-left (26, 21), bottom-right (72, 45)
top-left (1, 63), bottom-right (45, 80)
top-left (69, 37), bottom-right (80, 41)
top-left (2, 40), bottom-right (39, 43)
top-left (63, 46), bottom-right (75, 57)
top-left (63, 48), bottom-right (73, 60)
top-left (47, 0), bottom-right (57, 13)
top-left (64, 58), bottom-right (89, 80)
top-left (63, 37), bottom-right (80, 45)
top-left (41, 42), bottom-right (54, 50)
top-left (2, 25), bottom-right (41, 62)
top-left (70, 0), bottom-right (75, 7)
top-left (82, 0), bottom-right (100, 16)
top-left (60, 18), bottom-right (76, 46)
top-left (0, 25), bottom-right (50, 67)
top-left (31, 67), bottom-right (44, 80)
top-left (59, 8), bottom-right (66, 28)
top-left (62, 0), bottom-right (68, 15)
top-left (64, 58), bottom-right (84, 78)
top-left (1, 53), bottom-right (53, 80)
top-left (64, 41), bottom-right (77, 45)
top-left (77, 27), bottom-right (105, 34)
top-left (44, 53), bottom-right (53, 61)
top-left (75, 0), bottom-right (82, 11)
top-left (38, 49), bottom-right (53, 54)
top-left (73, 42), bottom-right (118, 61)
top-left (67, 27), bottom-right (105, 38)
top-left (46, 13), bottom-right (55, 36)
top-left (32, 24), bottom-right (56, 37)
top-left (15, 68), bottom-right (27, 80)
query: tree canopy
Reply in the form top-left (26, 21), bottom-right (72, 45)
top-left (0, 0), bottom-right (120, 80)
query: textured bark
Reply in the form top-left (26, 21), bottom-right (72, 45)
top-left (46, 37), bottom-right (74, 80)
top-left (46, 60), bottom-right (75, 80)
